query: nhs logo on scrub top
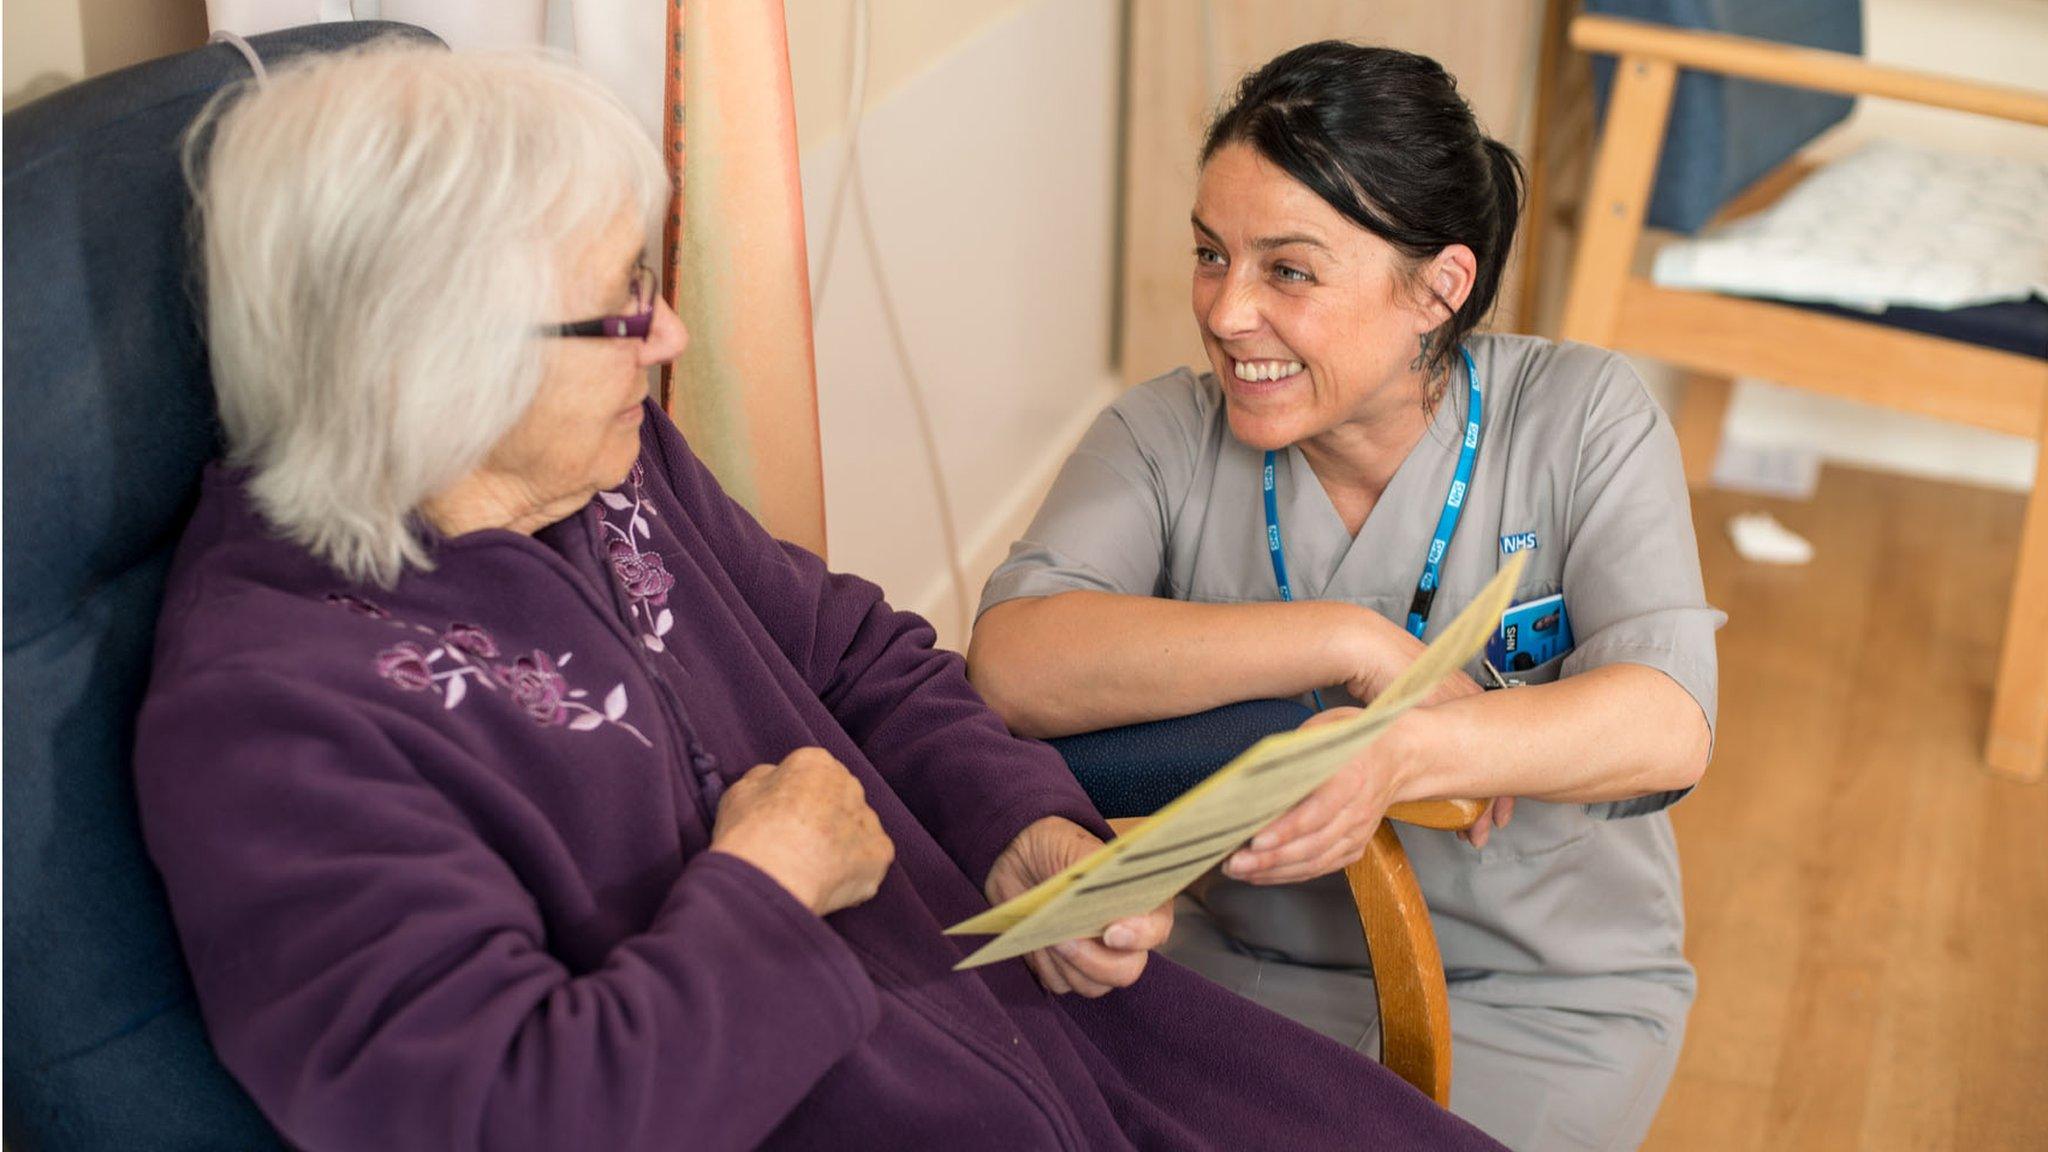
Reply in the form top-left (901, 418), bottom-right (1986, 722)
top-left (1500, 531), bottom-right (1540, 555)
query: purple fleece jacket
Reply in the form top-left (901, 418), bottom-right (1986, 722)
top-left (134, 401), bottom-right (1501, 1151)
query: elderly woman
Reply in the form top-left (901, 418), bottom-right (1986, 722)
top-left (133, 44), bottom-right (1501, 1152)
top-left (969, 42), bottom-right (1722, 1151)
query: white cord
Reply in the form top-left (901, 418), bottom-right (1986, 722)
top-left (850, 142), bottom-right (975, 640)
top-left (809, 0), bottom-right (868, 313)
top-left (209, 30), bottom-right (271, 86)
top-left (814, 0), bottom-right (975, 641)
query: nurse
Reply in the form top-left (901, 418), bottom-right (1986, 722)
top-left (969, 41), bottom-right (1723, 1151)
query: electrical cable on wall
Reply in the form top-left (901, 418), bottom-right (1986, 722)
top-left (811, 0), bottom-right (975, 642)
top-left (809, 0), bottom-right (868, 315)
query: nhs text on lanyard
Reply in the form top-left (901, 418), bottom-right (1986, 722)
top-left (1263, 344), bottom-right (1483, 643)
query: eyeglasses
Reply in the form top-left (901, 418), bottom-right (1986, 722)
top-left (546, 259), bottom-right (655, 341)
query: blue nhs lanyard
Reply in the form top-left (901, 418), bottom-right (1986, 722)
top-left (1262, 344), bottom-right (1483, 642)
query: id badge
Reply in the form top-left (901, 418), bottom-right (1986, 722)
top-left (1486, 592), bottom-right (1573, 673)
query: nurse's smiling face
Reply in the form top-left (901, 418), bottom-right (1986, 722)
top-left (1190, 143), bottom-right (1471, 455)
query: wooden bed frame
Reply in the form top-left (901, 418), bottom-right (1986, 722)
top-left (1561, 14), bottom-right (2048, 783)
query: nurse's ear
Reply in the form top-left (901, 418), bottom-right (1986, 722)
top-left (1411, 244), bottom-right (1478, 333)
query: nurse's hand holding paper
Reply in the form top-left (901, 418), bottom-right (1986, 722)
top-left (966, 41), bottom-right (1724, 1152)
top-left (1221, 706), bottom-right (1414, 884)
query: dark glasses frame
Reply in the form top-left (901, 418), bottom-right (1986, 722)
top-left (546, 259), bottom-right (655, 341)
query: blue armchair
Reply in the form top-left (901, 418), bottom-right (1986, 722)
top-left (2, 23), bottom-right (441, 1149)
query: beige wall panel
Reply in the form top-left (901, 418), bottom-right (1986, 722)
top-left (78, 0), bottom-right (208, 76)
top-left (4, 2), bottom-right (88, 109)
top-left (5, 0), bottom-right (207, 110)
top-left (785, 0), bottom-right (1035, 149)
top-left (1120, 0), bottom-right (1544, 386)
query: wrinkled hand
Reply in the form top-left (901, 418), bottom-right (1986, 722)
top-left (709, 747), bottom-right (895, 916)
top-left (1342, 610), bottom-right (1484, 707)
top-left (1223, 706), bottom-right (1415, 885)
top-left (985, 817), bottom-right (1173, 997)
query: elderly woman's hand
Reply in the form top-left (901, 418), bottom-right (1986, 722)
top-left (710, 747), bottom-right (895, 916)
top-left (985, 817), bottom-right (1173, 997)
top-left (1222, 706), bottom-right (1419, 885)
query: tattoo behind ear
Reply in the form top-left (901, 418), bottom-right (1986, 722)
top-left (1410, 331), bottom-right (1432, 372)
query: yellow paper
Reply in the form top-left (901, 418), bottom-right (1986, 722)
top-left (948, 552), bottom-right (1527, 969)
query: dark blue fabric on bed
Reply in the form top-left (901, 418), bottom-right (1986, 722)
top-left (1775, 296), bottom-right (2048, 361)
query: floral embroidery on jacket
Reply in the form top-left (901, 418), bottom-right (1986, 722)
top-left (597, 461), bottom-right (677, 652)
top-left (331, 597), bottom-right (652, 747)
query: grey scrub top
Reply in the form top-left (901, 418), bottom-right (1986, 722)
top-left (980, 333), bottom-right (1724, 1025)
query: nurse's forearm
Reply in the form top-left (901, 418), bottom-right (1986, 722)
top-left (967, 592), bottom-right (1386, 739)
top-left (1395, 663), bottom-right (1711, 805)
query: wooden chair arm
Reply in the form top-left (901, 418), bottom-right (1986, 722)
top-left (1571, 14), bottom-right (2048, 128)
top-left (1386, 797), bottom-right (1488, 830)
top-left (1346, 821), bottom-right (1452, 1105)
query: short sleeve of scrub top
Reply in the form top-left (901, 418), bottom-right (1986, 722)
top-left (1547, 349), bottom-right (1721, 817)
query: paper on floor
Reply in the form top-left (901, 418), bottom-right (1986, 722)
top-left (1728, 512), bottom-right (1814, 565)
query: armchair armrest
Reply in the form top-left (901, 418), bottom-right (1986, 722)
top-left (1573, 14), bottom-right (2048, 126)
top-left (1050, 698), bottom-right (1488, 829)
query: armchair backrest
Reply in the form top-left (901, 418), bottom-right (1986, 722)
top-left (2, 23), bottom-right (438, 1148)
top-left (1586, 0), bottom-right (1864, 233)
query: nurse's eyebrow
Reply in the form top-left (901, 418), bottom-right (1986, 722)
top-left (1251, 232), bottom-right (1329, 252)
top-left (1189, 214), bottom-right (1330, 253)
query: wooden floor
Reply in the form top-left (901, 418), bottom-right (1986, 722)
top-left (1644, 466), bottom-right (2048, 1151)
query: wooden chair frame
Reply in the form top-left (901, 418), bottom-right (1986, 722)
top-left (1561, 14), bottom-right (2048, 782)
top-left (1109, 797), bottom-right (1483, 1105)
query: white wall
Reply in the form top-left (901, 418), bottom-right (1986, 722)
top-left (795, 0), bottom-right (1122, 648)
top-left (1700, 0), bottom-right (2048, 492)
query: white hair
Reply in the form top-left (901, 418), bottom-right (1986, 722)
top-left (185, 43), bottom-right (669, 586)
